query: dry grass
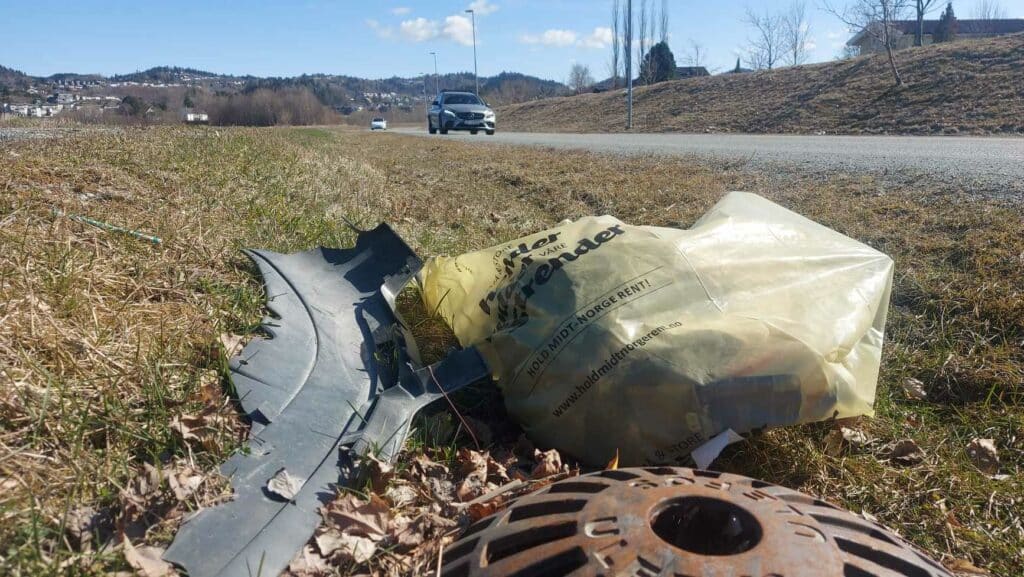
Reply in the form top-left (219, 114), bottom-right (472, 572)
top-left (501, 34), bottom-right (1024, 135)
top-left (0, 127), bottom-right (1021, 575)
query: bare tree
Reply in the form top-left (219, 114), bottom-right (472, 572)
top-left (913, 0), bottom-right (941, 46)
top-left (659, 0), bottom-right (670, 43)
top-left (637, 0), bottom-right (650, 83)
top-left (824, 0), bottom-right (911, 86)
top-left (744, 7), bottom-right (785, 70)
top-left (610, 0), bottom-right (622, 88)
top-left (975, 0), bottom-right (1007, 20)
top-left (684, 39), bottom-right (706, 66)
top-left (783, 1), bottom-right (812, 66)
top-left (568, 63), bottom-right (595, 94)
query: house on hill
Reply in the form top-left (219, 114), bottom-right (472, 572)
top-left (848, 19), bottom-right (1024, 53)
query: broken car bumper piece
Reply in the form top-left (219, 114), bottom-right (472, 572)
top-left (164, 224), bottom-right (490, 577)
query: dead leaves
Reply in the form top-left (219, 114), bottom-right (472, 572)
top-left (455, 448), bottom-right (511, 502)
top-left (965, 438), bottom-right (1007, 480)
top-left (531, 448), bottom-right (563, 479)
top-left (943, 557), bottom-right (991, 576)
top-left (316, 494), bottom-right (392, 565)
top-left (118, 460), bottom-right (228, 570)
top-left (122, 538), bottom-right (177, 577)
top-left (169, 405), bottom-right (237, 453)
top-left (280, 446), bottom-right (575, 575)
top-left (888, 439), bottom-right (926, 466)
top-left (824, 423), bottom-right (871, 456)
top-left (267, 468), bottom-right (305, 501)
top-left (311, 490), bottom-right (456, 573)
top-left (902, 377), bottom-right (928, 400)
top-left (219, 332), bottom-right (246, 357)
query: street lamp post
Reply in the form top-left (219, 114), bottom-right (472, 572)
top-left (626, 0), bottom-right (633, 130)
top-left (430, 52), bottom-right (439, 96)
top-left (465, 9), bottom-right (479, 95)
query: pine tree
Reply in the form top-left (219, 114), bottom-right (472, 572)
top-left (935, 2), bottom-right (958, 43)
top-left (640, 41), bottom-right (678, 84)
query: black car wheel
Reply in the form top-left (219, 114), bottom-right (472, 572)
top-left (486, 130), bottom-right (495, 135)
top-left (428, 120), bottom-right (437, 134)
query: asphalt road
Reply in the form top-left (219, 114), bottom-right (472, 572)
top-left (393, 127), bottom-right (1024, 195)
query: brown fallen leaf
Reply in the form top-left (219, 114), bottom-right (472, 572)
top-left (943, 557), bottom-right (990, 575)
top-left (267, 468), bottom-right (304, 501)
top-left (456, 449), bottom-right (490, 502)
top-left (316, 531), bottom-right (378, 564)
top-left (384, 484), bottom-right (419, 508)
top-left (286, 544), bottom-right (333, 576)
top-left (219, 333), bottom-right (246, 357)
top-left (902, 377), bottom-right (928, 400)
top-left (165, 466), bottom-right (205, 502)
top-left (531, 448), bottom-right (562, 479)
top-left (360, 452), bottom-right (395, 493)
top-left (321, 493), bottom-right (390, 539)
top-left (317, 493), bottom-right (392, 565)
top-left (466, 499), bottom-right (505, 523)
top-left (169, 408), bottom-right (232, 452)
top-left (824, 426), bottom-right (870, 456)
top-left (605, 449), bottom-right (620, 470)
top-left (122, 538), bottom-right (176, 577)
top-left (965, 438), bottom-right (1002, 478)
top-left (888, 439), bottom-right (925, 466)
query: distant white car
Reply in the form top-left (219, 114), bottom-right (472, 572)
top-left (370, 118), bottom-right (387, 130)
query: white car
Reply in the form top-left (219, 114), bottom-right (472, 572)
top-left (370, 118), bottom-right (387, 130)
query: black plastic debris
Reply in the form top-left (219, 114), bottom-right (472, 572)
top-left (164, 224), bottom-right (490, 577)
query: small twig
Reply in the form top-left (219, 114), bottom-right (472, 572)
top-left (52, 208), bottom-right (161, 245)
top-left (427, 364), bottom-right (480, 450)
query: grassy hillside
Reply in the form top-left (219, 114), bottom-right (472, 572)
top-left (501, 34), bottom-right (1024, 135)
top-left (1, 127), bottom-right (1020, 575)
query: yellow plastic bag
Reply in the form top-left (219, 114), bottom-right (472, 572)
top-left (420, 192), bottom-right (893, 466)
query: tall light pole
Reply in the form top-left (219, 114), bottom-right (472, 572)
top-left (625, 0), bottom-right (633, 129)
top-left (430, 52), bottom-right (439, 95)
top-left (465, 9), bottom-right (479, 95)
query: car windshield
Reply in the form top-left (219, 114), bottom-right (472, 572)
top-left (372, 118), bottom-right (384, 122)
top-left (443, 93), bottom-right (482, 105)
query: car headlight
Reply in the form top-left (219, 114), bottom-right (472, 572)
top-left (442, 108), bottom-right (457, 117)
top-left (484, 111), bottom-right (495, 120)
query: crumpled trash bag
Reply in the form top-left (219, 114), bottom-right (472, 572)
top-left (419, 192), bottom-right (894, 466)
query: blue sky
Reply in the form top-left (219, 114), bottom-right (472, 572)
top-left (3, 0), bottom-right (1023, 81)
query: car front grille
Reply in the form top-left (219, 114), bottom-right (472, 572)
top-left (456, 112), bottom-right (485, 120)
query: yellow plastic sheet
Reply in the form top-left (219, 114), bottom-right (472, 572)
top-left (420, 192), bottom-right (894, 466)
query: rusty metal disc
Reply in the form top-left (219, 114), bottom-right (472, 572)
top-left (441, 467), bottom-right (951, 577)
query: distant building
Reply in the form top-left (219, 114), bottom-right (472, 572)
top-left (51, 92), bottom-right (78, 104)
top-left (848, 19), bottom-right (1024, 53)
top-left (675, 66), bottom-right (710, 79)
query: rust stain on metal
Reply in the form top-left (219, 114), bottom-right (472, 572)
top-left (441, 467), bottom-right (952, 577)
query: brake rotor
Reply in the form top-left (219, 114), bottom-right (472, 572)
top-left (441, 467), bottom-right (951, 577)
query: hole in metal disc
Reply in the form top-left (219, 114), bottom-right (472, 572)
top-left (650, 496), bottom-right (763, 556)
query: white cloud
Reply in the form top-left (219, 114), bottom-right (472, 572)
top-left (400, 17), bottom-right (440, 42)
top-left (367, 19), bottom-right (395, 39)
top-left (390, 6), bottom-right (411, 15)
top-left (442, 15), bottom-right (475, 46)
top-left (467, 0), bottom-right (499, 15)
top-left (578, 27), bottom-right (613, 49)
top-left (804, 38), bottom-right (818, 52)
top-left (520, 29), bottom-right (578, 47)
